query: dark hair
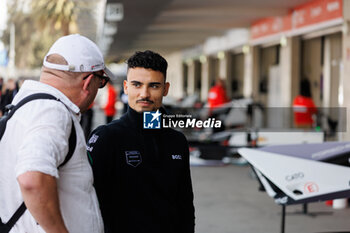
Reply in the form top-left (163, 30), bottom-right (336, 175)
top-left (300, 78), bottom-right (311, 97)
top-left (126, 50), bottom-right (168, 80)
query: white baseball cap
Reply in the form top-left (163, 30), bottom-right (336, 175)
top-left (43, 34), bottom-right (115, 79)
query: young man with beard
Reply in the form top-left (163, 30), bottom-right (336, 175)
top-left (87, 50), bottom-right (195, 233)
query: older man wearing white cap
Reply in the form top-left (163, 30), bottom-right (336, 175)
top-left (0, 34), bottom-right (112, 233)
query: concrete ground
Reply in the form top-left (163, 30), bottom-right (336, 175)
top-left (191, 165), bottom-right (350, 233)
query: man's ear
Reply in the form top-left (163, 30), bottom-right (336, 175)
top-left (163, 82), bottom-right (170, 96)
top-left (123, 80), bottom-right (128, 95)
top-left (82, 74), bottom-right (93, 92)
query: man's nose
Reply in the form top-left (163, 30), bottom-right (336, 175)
top-left (139, 86), bottom-right (150, 99)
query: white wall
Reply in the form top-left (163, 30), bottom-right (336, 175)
top-left (164, 52), bottom-right (184, 99)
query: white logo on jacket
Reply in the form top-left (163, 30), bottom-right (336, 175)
top-left (88, 134), bottom-right (99, 144)
top-left (172, 154), bottom-right (182, 160)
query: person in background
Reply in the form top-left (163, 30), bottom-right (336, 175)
top-left (0, 76), bottom-right (3, 95)
top-left (0, 77), bottom-right (3, 115)
top-left (292, 78), bottom-right (317, 128)
top-left (103, 81), bottom-right (117, 123)
top-left (119, 86), bottom-right (128, 114)
top-left (208, 78), bottom-right (228, 108)
top-left (0, 34), bottom-right (112, 233)
top-left (87, 50), bottom-right (195, 233)
top-left (0, 78), bottom-right (18, 116)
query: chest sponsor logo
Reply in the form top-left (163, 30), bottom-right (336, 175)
top-left (172, 154), bottom-right (182, 160)
top-left (125, 150), bottom-right (142, 167)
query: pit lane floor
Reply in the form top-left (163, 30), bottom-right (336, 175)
top-left (191, 165), bottom-right (350, 233)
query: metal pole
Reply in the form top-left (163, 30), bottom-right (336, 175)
top-left (281, 205), bottom-right (286, 233)
top-left (302, 203), bottom-right (308, 214)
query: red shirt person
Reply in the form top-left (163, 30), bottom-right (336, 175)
top-left (208, 79), bottom-right (228, 108)
top-left (104, 82), bottom-right (117, 123)
top-left (292, 79), bottom-right (316, 128)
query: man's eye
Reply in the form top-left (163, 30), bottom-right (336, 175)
top-left (150, 84), bottom-right (160, 88)
top-left (133, 83), bottom-right (141, 87)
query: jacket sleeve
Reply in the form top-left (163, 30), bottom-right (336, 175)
top-left (87, 126), bottom-right (116, 232)
top-left (179, 135), bottom-right (195, 232)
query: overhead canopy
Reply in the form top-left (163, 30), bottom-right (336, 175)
top-left (104, 0), bottom-right (311, 61)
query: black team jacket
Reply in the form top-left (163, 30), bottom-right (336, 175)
top-left (87, 106), bottom-right (195, 233)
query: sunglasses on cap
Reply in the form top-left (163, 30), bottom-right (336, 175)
top-left (83, 72), bottom-right (110, 88)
